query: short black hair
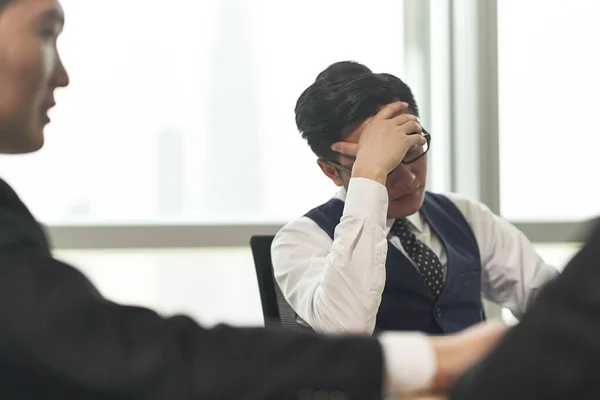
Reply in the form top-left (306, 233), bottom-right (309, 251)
top-left (295, 61), bottom-right (419, 160)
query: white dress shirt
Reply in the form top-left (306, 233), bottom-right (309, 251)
top-left (379, 331), bottom-right (437, 395)
top-left (272, 177), bottom-right (559, 335)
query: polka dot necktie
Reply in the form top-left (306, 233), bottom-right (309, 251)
top-left (391, 219), bottom-right (445, 298)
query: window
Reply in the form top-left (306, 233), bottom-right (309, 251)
top-left (56, 247), bottom-right (264, 327)
top-left (533, 243), bottom-right (581, 273)
top-left (498, 0), bottom-right (600, 222)
top-left (0, 0), bottom-right (407, 226)
top-left (60, 243), bottom-right (582, 327)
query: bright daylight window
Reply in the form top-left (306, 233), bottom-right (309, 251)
top-left (0, 0), bottom-right (407, 226)
top-left (498, 0), bottom-right (600, 222)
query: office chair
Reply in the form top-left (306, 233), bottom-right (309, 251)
top-left (250, 235), bottom-right (313, 331)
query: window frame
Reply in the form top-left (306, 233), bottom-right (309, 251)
top-left (448, 0), bottom-right (591, 243)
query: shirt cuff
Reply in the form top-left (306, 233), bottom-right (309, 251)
top-left (378, 332), bottom-right (437, 395)
top-left (343, 177), bottom-right (388, 226)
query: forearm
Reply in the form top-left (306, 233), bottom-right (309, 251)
top-left (310, 217), bottom-right (388, 333)
top-left (279, 178), bottom-right (391, 334)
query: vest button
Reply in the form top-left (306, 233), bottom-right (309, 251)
top-left (435, 308), bottom-right (443, 318)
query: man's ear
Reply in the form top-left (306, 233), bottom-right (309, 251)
top-left (317, 159), bottom-right (344, 187)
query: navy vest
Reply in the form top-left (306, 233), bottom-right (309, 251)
top-left (305, 192), bottom-right (484, 334)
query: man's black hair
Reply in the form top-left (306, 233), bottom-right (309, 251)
top-left (295, 61), bottom-right (419, 160)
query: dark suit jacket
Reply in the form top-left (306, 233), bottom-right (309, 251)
top-left (450, 218), bottom-right (600, 400)
top-left (0, 178), bottom-right (384, 399)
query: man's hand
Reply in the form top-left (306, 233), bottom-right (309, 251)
top-left (402, 321), bottom-right (509, 400)
top-left (386, 320), bottom-right (509, 399)
top-left (330, 101), bottom-right (425, 185)
top-left (396, 321), bottom-right (508, 399)
top-left (431, 320), bottom-right (509, 391)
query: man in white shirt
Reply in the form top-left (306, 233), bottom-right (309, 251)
top-left (271, 61), bottom-right (559, 335)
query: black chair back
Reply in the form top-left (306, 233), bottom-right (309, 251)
top-left (250, 235), bottom-right (312, 331)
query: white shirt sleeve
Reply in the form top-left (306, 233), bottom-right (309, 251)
top-left (444, 193), bottom-right (560, 319)
top-left (271, 177), bottom-right (389, 334)
top-left (379, 332), bottom-right (437, 395)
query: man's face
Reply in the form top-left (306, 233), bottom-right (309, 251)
top-left (0, 0), bottom-right (69, 154)
top-left (317, 110), bottom-right (428, 219)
